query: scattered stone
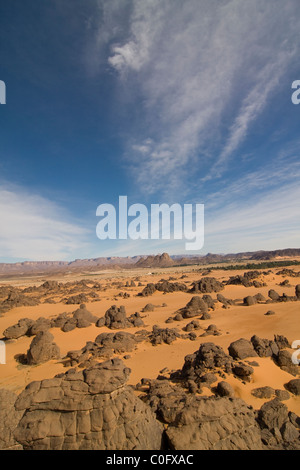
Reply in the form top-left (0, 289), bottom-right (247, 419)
top-left (251, 387), bottom-right (275, 399)
top-left (228, 338), bottom-right (258, 360)
top-left (216, 381), bottom-right (235, 398)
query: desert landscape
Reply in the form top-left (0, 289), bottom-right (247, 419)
top-left (0, 251), bottom-right (299, 450)
top-left (1, 0), bottom-right (300, 454)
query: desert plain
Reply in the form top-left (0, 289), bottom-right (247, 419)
top-left (0, 255), bottom-right (299, 450)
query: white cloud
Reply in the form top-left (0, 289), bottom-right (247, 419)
top-left (0, 185), bottom-right (90, 261)
top-left (99, 0), bottom-right (300, 193)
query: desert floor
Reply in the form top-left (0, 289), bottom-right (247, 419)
top-left (0, 264), bottom-right (299, 415)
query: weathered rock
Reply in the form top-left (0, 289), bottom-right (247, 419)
top-left (232, 363), bottom-right (254, 379)
top-left (189, 277), bottom-right (224, 294)
top-left (26, 331), bottom-right (60, 365)
top-left (285, 379), bottom-right (300, 396)
top-left (216, 381), bottom-right (235, 398)
top-left (268, 289), bottom-right (280, 301)
top-left (165, 396), bottom-right (262, 450)
top-left (142, 303), bottom-right (155, 312)
top-left (0, 389), bottom-right (23, 449)
top-left (181, 343), bottom-right (233, 381)
top-left (3, 318), bottom-right (34, 339)
top-left (228, 338), bottom-right (258, 360)
top-left (276, 350), bottom-right (299, 376)
top-left (275, 390), bottom-right (290, 401)
top-left (14, 359), bottom-right (163, 450)
top-left (250, 335), bottom-right (279, 358)
top-left (251, 386), bottom-right (275, 399)
top-left (257, 398), bottom-right (289, 431)
top-left (150, 326), bottom-right (181, 346)
top-left (243, 296), bottom-right (257, 306)
top-left (174, 296), bottom-right (208, 319)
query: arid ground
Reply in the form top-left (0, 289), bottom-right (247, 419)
top-left (0, 260), bottom-right (299, 418)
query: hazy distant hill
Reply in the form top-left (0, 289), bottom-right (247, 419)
top-left (0, 248), bottom-right (299, 277)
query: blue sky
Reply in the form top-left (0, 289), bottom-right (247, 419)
top-left (0, 0), bottom-right (299, 261)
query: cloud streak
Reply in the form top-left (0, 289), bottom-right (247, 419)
top-left (0, 185), bottom-right (89, 261)
top-left (96, 0), bottom-right (300, 194)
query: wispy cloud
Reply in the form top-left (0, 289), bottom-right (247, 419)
top-left (0, 185), bottom-right (90, 261)
top-left (94, 0), bottom-right (300, 194)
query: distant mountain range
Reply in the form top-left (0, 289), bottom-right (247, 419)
top-left (0, 248), bottom-right (300, 277)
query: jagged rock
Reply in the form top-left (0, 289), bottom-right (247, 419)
top-left (189, 277), bottom-right (224, 294)
top-left (250, 335), bottom-right (279, 358)
top-left (275, 390), bottom-right (290, 401)
top-left (0, 389), bottom-right (23, 449)
top-left (150, 326), bottom-right (181, 346)
top-left (181, 343), bottom-right (233, 381)
top-left (26, 331), bottom-right (60, 365)
top-left (228, 338), bottom-right (258, 360)
top-left (127, 312), bottom-right (144, 327)
top-left (164, 395), bottom-right (262, 450)
top-left (285, 379), bottom-right (300, 396)
top-left (200, 372), bottom-right (218, 386)
top-left (276, 350), bottom-right (299, 376)
top-left (265, 310), bottom-right (275, 316)
top-left (14, 359), bottom-right (163, 450)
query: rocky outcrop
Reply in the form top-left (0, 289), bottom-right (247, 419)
top-left (0, 389), bottom-right (23, 449)
top-left (14, 359), bottom-right (163, 450)
top-left (173, 296), bottom-right (208, 320)
top-left (26, 331), bottom-right (60, 365)
top-left (145, 380), bottom-right (262, 450)
top-left (96, 305), bottom-right (144, 330)
top-left (139, 281), bottom-right (187, 297)
top-left (189, 277), bottom-right (224, 294)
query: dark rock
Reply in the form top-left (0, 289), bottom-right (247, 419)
top-left (257, 398), bottom-right (289, 431)
top-left (26, 331), bottom-right (60, 365)
top-left (251, 386), bottom-right (275, 399)
top-left (189, 277), bottom-right (224, 294)
top-left (285, 379), bottom-right (300, 396)
top-left (243, 296), bottom-right (257, 306)
top-left (0, 389), bottom-right (23, 449)
top-left (216, 381), bottom-right (235, 398)
top-left (228, 338), bottom-right (258, 360)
